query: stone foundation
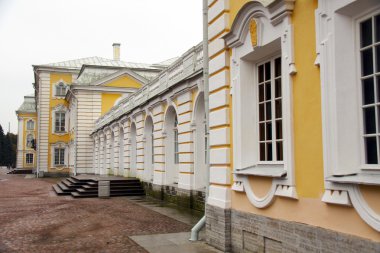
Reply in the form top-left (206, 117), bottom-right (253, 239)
top-left (142, 182), bottom-right (205, 212)
top-left (206, 204), bottom-right (380, 253)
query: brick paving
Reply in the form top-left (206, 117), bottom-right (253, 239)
top-left (0, 169), bottom-right (190, 253)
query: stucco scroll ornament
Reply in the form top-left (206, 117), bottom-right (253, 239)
top-left (249, 18), bottom-right (258, 47)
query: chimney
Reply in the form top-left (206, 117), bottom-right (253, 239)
top-left (112, 43), bottom-right (121, 61)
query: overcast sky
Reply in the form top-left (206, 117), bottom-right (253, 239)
top-left (0, 0), bottom-right (202, 134)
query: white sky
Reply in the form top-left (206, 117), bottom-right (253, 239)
top-left (0, 0), bottom-right (202, 134)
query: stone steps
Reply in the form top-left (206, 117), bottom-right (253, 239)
top-left (52, 175), bottom-right (145, 198)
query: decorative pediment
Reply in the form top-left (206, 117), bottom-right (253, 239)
top-left (224, 0), bottom-right (295, 48)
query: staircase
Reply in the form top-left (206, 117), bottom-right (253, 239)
top-left (52, 176), bottom-right (145, 198)
top-left (7, 169), bottom-right (34, 174)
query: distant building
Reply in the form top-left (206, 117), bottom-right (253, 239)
top-left (15, 94), bottom-right (37, 170)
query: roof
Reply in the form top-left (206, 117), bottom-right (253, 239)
top-left (16, 94), bottom-right (36, 114)
top-left (153, 57), bottom-right (179, 67)
top-left (37, 56), bottom-right (161, 70)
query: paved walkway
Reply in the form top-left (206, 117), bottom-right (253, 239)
top-left (0, 169), bottom-right (219, 252)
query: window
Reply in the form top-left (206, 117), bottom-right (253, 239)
top-left (55, 112), bottom-right (66, 132)
top-left (174, 116), bottom-right (179, 164)
top-left (27, 120), bottom-right (34, 130)
top-left (56, 82), bottom-right (66, 97)
top-left (26, 134), bottom-right (34, 148)
top-left (54, 148), bottom-right (65, 165)
top-left (258, 57), bottom-right (283, 162)
top-left (360, 14), bottom-right (380, 164)
top-left (26, 154), bottom-right (33, 164)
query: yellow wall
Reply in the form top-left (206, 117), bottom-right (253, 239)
top-left (104, 75), bottom-right (142, 89)
top-left (101, 93), bottom-right (122, 116)
top-left (228, 0), bottom-right (380, 241)
top-left (101, 75), bottom-right (143, 116)
top-left (19, 112), bottom-right (37, 168)
top-left (48, 73), bottom-right (72, 173)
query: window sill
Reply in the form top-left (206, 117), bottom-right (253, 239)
top-left (235, 164), bottom-right (287, 178)
top-left (326, 173), bottom-right (380, 186)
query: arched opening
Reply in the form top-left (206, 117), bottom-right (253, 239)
top-left (102, 137), bottom-right (107, 175)
top-left (110, 131), bottom-right (114, 174)
top-left (130, 122), bottom-right (137, 177)
top-left (164, 106), bottom-right (179, 185)
top-left (194, 93), bottom-right (207, 190)
top-left (119, 126), bottom-right (124, 176)
top-left (144, 116), bottom-right (154, 182)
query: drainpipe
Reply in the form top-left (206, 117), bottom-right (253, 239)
top-left (190, 0), bottom-right (209, 241)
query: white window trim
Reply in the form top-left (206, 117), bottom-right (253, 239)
top-left (50, 142), bottom-right (68, 169)
top-left (224, 1), bottom-right (297, 208)
top-left (53, 80), bottom-right (68, 98)
top-left (26, 119), bottom-right (35, 131)
top-left (51, 104), bottom-right (69, 135)
top-left (316, 0), bottom-right (380, 232)
top-left (25, 153), bottom-right (34, 165)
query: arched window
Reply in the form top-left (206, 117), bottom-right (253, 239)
top-left (26, 134), bottom-right (34, 148)
top-left (55, 82), bottom-right (67, 97)
top-left (144, 116), bottom-right (154, 181)
top-left (26, 120), bottom-right (34, 130)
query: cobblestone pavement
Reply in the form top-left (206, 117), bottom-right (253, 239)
top-left (0, 169), bottom-right (190, 253)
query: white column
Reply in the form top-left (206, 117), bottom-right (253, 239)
top-left (177, 91), bottom-right (195, 190)
top-left (135, 113), bottom-right (145, 179)
top-left (94, 135), bottom-right (99, 174)
top-left (121, 118), bottom-right (131, 177)
top-left (112, 123), bottom-right (120, 176)
top-left (152, 103), bottom-right (166, 185)
top-left (105, 127), bottom-right (112, 175)
top-left (16, 117), bottom-right (24, 168)
top-left (99, 132), bottom-right (105, 175)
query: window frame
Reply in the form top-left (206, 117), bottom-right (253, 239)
top-left (26, 120), bottom-right (34, 130)
top-left (54, 147), bottom-right (65, 166)
top-left (256, 56), bottom-right (284, 164)
top-left (25, 153), bottom-right (33, 165)
top-left (55, 82), bottom-right (67, 97)
top-left (55, 111), bottom-right (66, 133)
top-left (356, 10), bottom-right (380, 171)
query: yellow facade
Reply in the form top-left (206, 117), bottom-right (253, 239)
top-left (225, 0), bottom-right (380, 242)
top-left (101, 75), bottom-right (143, 115)
top-left (19, 112), bottom-right (37, 169)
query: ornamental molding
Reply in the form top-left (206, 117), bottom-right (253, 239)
top-left (224, 0), bottom-right (295, 48)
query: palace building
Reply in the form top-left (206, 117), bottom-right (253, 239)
top-left (16, 0), bottom-right (380, 251)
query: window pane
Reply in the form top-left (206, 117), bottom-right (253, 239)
top-left (275, 79), bottom-right (281, 98)
top-left (266, 122), bottom-right (272, 141)
top-left (364, 107), bottom-right (376, 134)
top-left (361, 18), bottom-right (373, 48)
top-left (259, 104), bottom-right (265, 121)
top-left (265, 82), bottom-right (271, 100)
top-left (275, 100), bottom-right (282, 119)
top-left (259, 84), bottom-right (264, 102)
top-left (276, 142), bottom-right (283, 161)
top-left (260, 143), bottom-right (265, 161)
top-left (258, 65), bottom-right (264, 83)
top-left (259, 123), bottom-right (265, 141)
top-left (365, 137), bottom-right (378, 164)
top-left (376, 45), bottom-right (380, 73)
top-left (265, 102), bottom-right (271, 120)
top-left (361, 48), bottom-right (374, 76)
top-left (267, 143), bottom-right (272, 161)
top-left (265, 62), bottom-right (271, 81)
top-left (362, 78), bottom-right (375, 105)
top-left (276, 120), bottom-right (282, 139)
top-left (274, 57), bottom-right (281, 77)
top-left (376, 15), bottom-right (380, 42)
